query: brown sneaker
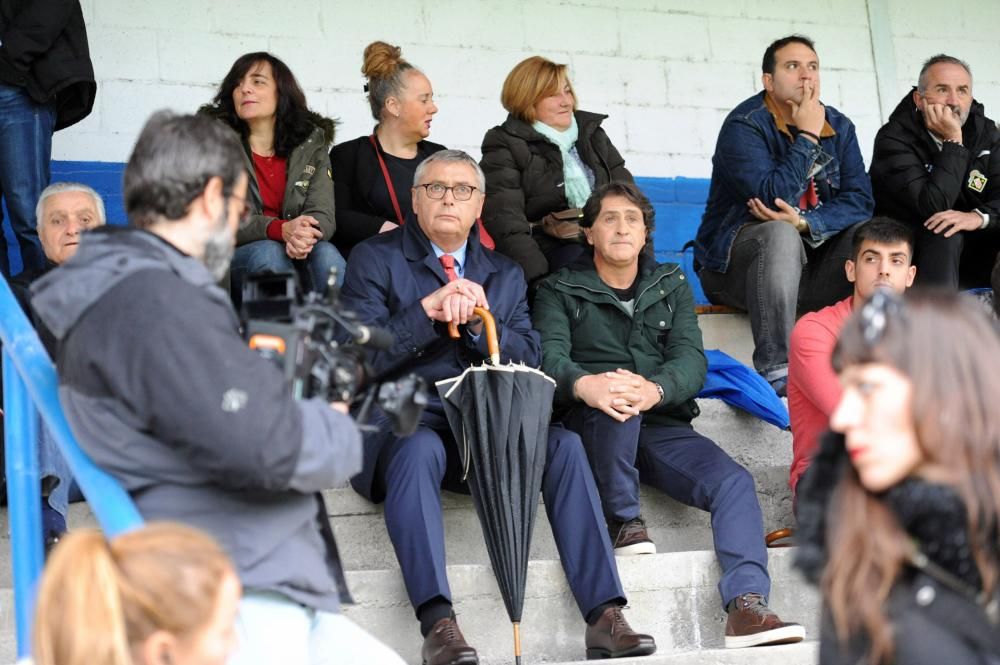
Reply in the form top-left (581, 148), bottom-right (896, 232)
top-left (608, 517), bottom-right (656, 556)
top-left (724, 593), bottom-right (806, 648)
top-left (585, 606), bottom-right (657, 659)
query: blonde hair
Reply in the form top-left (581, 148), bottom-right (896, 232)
top-left (500, 56), bottom-right (577, 124)
top-left (33, 523), bottom-right (236, 665)
top-left (362, 40), bottom-right (417, 121)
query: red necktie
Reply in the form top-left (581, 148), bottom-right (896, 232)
top-left (439, 254), bottom-right (459, 282)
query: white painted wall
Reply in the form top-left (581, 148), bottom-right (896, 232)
top-left (56, 0), bottom-right (1000, 178)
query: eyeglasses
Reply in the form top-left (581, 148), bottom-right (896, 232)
top-left (416, 183), bottom-right (478, 201)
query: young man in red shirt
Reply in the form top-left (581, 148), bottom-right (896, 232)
top-left (788, 218), bottom-right (916, 500)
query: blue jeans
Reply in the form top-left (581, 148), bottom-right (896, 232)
top-left (0, 84), bottom-right (55, 277)
top-left (40, 423), bottom-right (81, 519)
top-left (563, 405), bottom-right (770, 607)
top-left (698, 220), bottom-right (860, 381)
top-left (231, 591), bottom-right (404, 665)
top-left (230, 239), bottom-right (347, 304)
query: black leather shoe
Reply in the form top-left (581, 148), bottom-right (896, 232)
top-left (585, 606), bottom-right (657, 659)
top-left (421, 616), bottom-right (479, 665)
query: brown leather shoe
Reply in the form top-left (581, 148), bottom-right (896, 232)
top-left (608, 517), bottom-right (657, 556)
top-left (585, 606), bottom-right (657, 659)
top-left (421, 617), bottom-right (479, 665)
top-left (724, 593), bottom-right (806, 648)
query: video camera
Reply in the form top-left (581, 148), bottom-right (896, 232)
top-left (240, 271), bottom-right (427, 436)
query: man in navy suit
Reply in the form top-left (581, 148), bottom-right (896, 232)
top-left (339, 150), bottom-right (656, 664)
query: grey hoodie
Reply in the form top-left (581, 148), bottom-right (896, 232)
top-left (32, 227), bottom-right (361, 611)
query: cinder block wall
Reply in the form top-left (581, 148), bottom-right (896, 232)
top-left (59, 0), bottom-right (1000, 177)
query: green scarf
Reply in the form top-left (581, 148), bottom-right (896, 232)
top-left (532, 116), bottom-right (592, 208)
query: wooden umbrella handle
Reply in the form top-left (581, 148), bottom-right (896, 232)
top-left (448, 307), bottom-right (500, 365)
top-left (765, 527), bottom-right (795, 548)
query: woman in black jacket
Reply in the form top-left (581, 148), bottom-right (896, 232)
top-left (480, 56), bottom-right (633, 284)
top-left (329, 41), bottom-right (443, 257)
top-left (795, 290), bottom-right (1000, 665)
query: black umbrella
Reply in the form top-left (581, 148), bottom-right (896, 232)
top-left (436, 309), bottom-right (555, 665)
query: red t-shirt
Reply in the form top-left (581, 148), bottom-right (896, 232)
top-left (252, 152), bottom-right (288, 241)
top-left (787, 296), bottom-right (853, 495)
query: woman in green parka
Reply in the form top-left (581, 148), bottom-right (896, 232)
top-left (204, 52), bottom-right (344, 302)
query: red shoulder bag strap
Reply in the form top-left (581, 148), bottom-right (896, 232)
top-left (369, 134), bottom-right (405, 226)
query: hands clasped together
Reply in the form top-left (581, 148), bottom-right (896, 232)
top-left (574, 369), bottom-right (662, 423)
top-left (420, 278), bottom-right (489, 336)
top-left (282, 215), bottom-right (323, 259)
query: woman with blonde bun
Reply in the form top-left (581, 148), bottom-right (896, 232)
top-left (329, 41), bottom-right (444, 257)
top-left (33, 523), bottom-right (241, 665)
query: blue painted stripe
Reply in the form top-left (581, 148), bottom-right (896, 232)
top-left (45, 162), bottom-right (716, 303)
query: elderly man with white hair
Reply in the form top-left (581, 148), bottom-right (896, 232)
top-left (7, 181), bottom-right (106, 549)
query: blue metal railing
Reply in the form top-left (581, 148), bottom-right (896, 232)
top-left (0, 277), bottom-right (144, 658)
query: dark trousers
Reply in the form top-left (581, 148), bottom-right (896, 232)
top-left (564, 406), bottom-right (771, 607)
top-left (699, 220), bottom-right (861, 380)
top-left (377, 418), bottom-right (625, 620)
top-left (912, 224), bottom-right (1000, 289)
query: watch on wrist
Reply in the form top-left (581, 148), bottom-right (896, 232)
top-left (653, 382), bottom-right (665, 405)
top-left (796, 216), bottom-right (809, 233)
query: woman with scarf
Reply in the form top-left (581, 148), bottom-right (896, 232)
top-left (795, 289), bottom-right (1000, 664)
top-left (480, 56), bottom-right (633, 285)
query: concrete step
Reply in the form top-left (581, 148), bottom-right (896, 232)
top-left (698, 313), bottom-right (753, 369)
top-left (327, 464), bottom-right (793, 571)
top-left (547, 641), bottom-right (818, 665)
top-left (342, 547), bottom-right (818, 665)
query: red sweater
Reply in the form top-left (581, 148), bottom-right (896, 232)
top-left (252, 152), bottom-right (288, 241)
top-left (787, 296), bottom-right (853, 495)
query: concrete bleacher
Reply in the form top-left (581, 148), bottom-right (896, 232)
top-left (0, 367), bottom-right (810, 665)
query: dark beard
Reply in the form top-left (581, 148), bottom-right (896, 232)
top-left (202, 207), bottom-right (235, 281)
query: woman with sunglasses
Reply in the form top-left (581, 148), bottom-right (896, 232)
top-left (795, 289), bottom-right (1000, 664)
top-left (202, 52), bottom-right (344, 302)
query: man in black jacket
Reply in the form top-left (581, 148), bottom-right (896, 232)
top-left (0, 0), bottom-right (95, 277)
top-left (31, 112), bottom-right (404, 665)
top-left (870, 54), bottom-right (1000, 288)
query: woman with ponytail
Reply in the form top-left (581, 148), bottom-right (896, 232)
top-left (329, 41), bottom-right (444, 257)
top-left (34, 523), bottom-right (240, 665)
top-left (795, 290), bottom-right (1000, 664)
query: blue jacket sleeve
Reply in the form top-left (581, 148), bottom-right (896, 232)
top-left (337, 244), bottom-right (441, 377)
top-left (714, 117), bottom-right (824, 207)
top-left (471, 267), bottom-right (541, 367)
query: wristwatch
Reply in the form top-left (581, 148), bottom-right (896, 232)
top-left (796, 216), bottom-right (809, 233)
top-left (653, 382), bottom-right (665, 405)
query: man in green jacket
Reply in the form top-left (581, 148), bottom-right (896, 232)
top-left (534, 182), bottom-right (806, 648)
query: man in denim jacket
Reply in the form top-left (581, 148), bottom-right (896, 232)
top-left (694, 35), bottom-right (874, 395)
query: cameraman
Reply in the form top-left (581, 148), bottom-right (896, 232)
top-left (31, 112), bottom-right (403, 665)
